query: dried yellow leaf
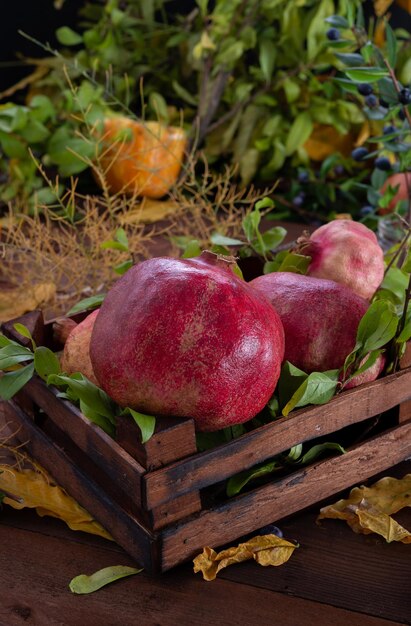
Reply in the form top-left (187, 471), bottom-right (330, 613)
top-left (193, 534), bottom-right (298, 581)
top-left (119, 198), bottom-right (179, 225)
top-left (0, 464), bottom-right (112, 541)
top-left (318, 474), bottom-right (411, 543)
top-left (0, 282), bottom-right (56, 323)
top-left (373, 0), bottom-right (394, 17)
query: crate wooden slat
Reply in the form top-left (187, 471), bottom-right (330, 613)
top-left (143, 367), bottom-right (411, 509)
top-left (160, 421), bottom-right (411, 570)
top-left (2, 310), bottom-right (411, 573)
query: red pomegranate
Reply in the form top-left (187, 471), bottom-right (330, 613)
top-left (61, 309), bottom-right (99, 385)
top-left (90, 251), bottom-right (285, 431)
top-left (250, 272), bottom-right (384, 386)
top-left (297, 219), bottom-right (384, 300)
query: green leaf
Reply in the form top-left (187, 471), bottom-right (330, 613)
top-left (127, 408), bottom-right (156, 444)
top-left (259, 39), bottom-right (276, 84)
top-left (114, 260), bottom-right (133, 275)
top-left (285, 112), bottom-right (313, 156)
top-left (380, 268), bottom-right (408, 304)
top-left (356, 300), bottom-right (399, 354)
top-left (255, 197), bottom-right (275, 211)
top-left (0, 344), bottom-right (34, 370)
top-left (34, 347), bottom-right (61, 381)
top-left (13, 323), bottom-right (36, 349)
top-left (182, 240), bottom-right (202, 258)
top-left (69, 565), bottom-right (143, 595)
top-left (79, 400), bottom-right (115, 437)
top-left (115, 227), bottom-right (129, 250)
top-left (325, 16), bottom-right (349, 28)
top-left (56, 26), bottom-right (83, 46)
top-left (47, 373), bottom-right (116, 421)
top-left (66, 294), bottom-right (105, 316)
top-left (277, 252), bottom-right (311, 275)
top-left (210, 233), bottom-right (244, 246)
top-left (344, 67), bottom-right (389, 83)
top-left (277, 361), bottom-right (307, 410)
top-left (100, 240), bottom-right (129, 252)
top-left (242, 209), bottom-right (261, 243)
top-left (397, 320), bottom-right (411, 343)
top-left (385, 21), bottom-right (397, 68)
top-left (0, 363), bottom-right (35, 400)
top-left (226, 459), bottom-right (282, 497)
top-left (347, 349), bottom-right (383, 380)
top-left (298, 442), bottom-right (345, 465)
top-left (172, 80), bottom-right (198, 106)
top-left (285, 444), bottom-right (303, 461)
top-left (335, 53), bottom-right (364, 67)
top-left (282, 370), bottom-right (339, 417)
top-left (252, 227), bottom-right (287, 255)
top-left (378, 77), bottom-right (399, 105)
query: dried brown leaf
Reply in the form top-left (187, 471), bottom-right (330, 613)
top-left (0, 464), bottom-right (112, 540)
top-left (193, 535), bottom-right (298, 581)
top-left (318, 474), bottom-right (411, 543)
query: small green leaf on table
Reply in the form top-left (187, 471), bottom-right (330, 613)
top-left (69, 565), bottom-right (143, 594)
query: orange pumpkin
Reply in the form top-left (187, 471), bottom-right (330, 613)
top-left (97, 117), bottom-right (187, 198)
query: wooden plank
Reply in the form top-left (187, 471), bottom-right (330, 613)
top-left (161, 421), bottom-right (411, 570)
top-left (1, 309), bottom-right (46, 348)
top-left (3, 400), bottom-right (160, 572)
top-left (145, 367), bottom-right (411, 508)
top-left (0, 524), bottom-right (402, 626)
top-left (23, 376), bottom-right (146, 505)
top-left (399, 399), bottom-right (411, 424)
top-left (116, 413), bottom-right (197, 470)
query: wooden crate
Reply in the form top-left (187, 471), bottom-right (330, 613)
top-left (1, 310), bottom-right (411, 574)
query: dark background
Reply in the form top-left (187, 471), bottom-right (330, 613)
top-left (0, 1), bottom-right (410, 94)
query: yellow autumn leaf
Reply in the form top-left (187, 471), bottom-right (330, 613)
top-left (193, 534), bottom-right (298, 581)
top-left (318, 474), bottom-right (411, 544)
top-left (0, 464), bottom-right (113, 541)
top-left (304, 124), bottom-right (356, 161)
top-left (374, 0), bottom-right (394, 16)
top-left (119, 198), bottom-right (179, 225)
top-left (0, 282), bottom-right (56, 323)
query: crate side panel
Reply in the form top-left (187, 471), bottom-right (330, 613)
top-left (116, 413), bottom-right (197, 470)
top-left (161, 420), bottom-right (411, 570)
top-left (4, 400), bottom-right (160, 572)
top-left (25, 377), bottom-right (146, 505)
top-left (145, 368), bottom-right (411, 508)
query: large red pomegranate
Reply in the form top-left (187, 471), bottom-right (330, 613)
top-left (297, 219), bottom-right (384, 300)
top-left (250, 272), bottom-right (384, 386)
top-left (90, 251), bottom-right (285, 431)
top-left (60, 309), bottom-right (99, 385)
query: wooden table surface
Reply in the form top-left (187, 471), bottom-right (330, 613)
top-left (0, 460), bottom-right (409, 626)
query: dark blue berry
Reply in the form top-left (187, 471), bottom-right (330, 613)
top-left (257, 524), bottom-right (283, 538)
top-left (399, 108), bottom-right (406, 121)
top-left (399, 88), bottom-right (411, 105)
top-left (383, 124), bottom-right (396, 135)
top-left (293, 193), bottom-right (305, 207)
top-left (298, 170), bottom-right (310, 183)
top-left (365, 94), bottom-right (378, 108)
top-left (357, 83), bottom-right (373, 96)
top-left (351, 147), bottom-right (368, 161)
top-left (326, 27), bottom-right (340, 41)
top-left (334, 164), bottom-right (345, 176)
top-left (360, 205), bottom-right (374, 217)
top-left (379, 98), bottom-right (389, 108)
top-left (375, 157), bottom-right (392, 171)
